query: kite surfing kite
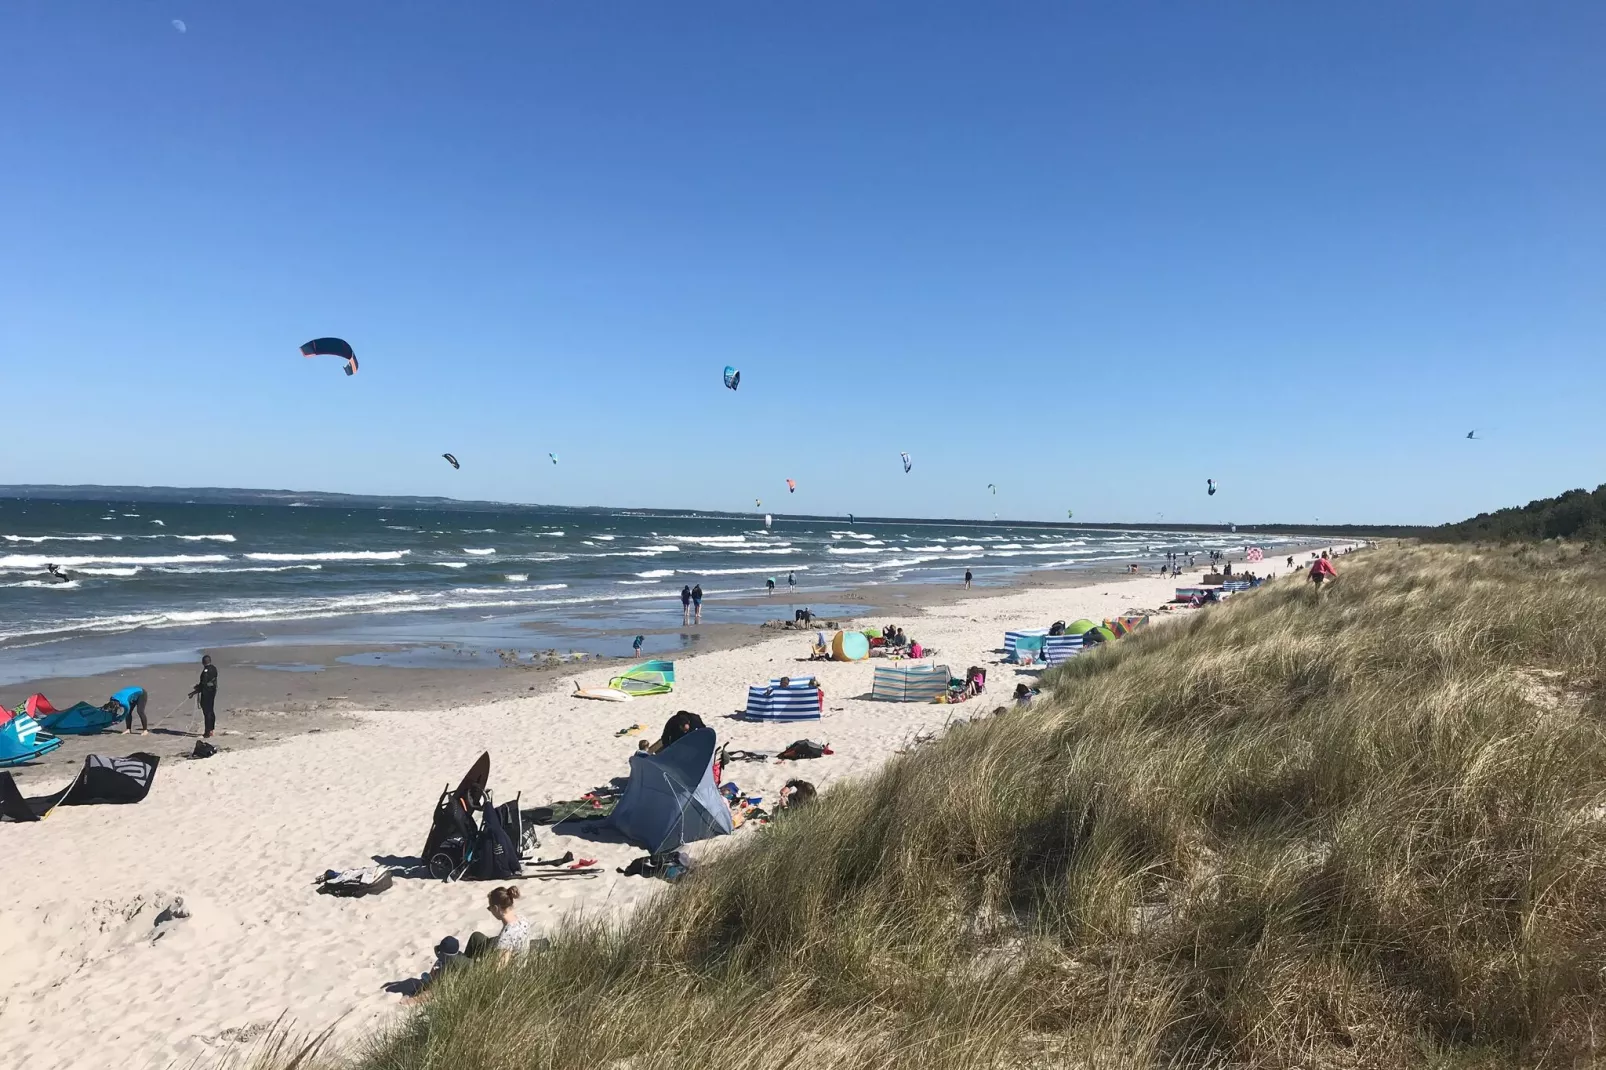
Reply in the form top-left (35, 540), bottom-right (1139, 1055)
top-left (987, 484), bottom-right (997, 495)
top-left (900, 452), bottom-right (912, 474)
top-left (723, 366), bottom-right (740, 391)
top-left (442, 454), bottom-right (460, 470)
top-left (1067, 509), bottom-right (1074, 519)
top-left (1466, 430), bottom-right (1479, 440)
top-left (549, 453), bottom-right (558, 464)
top-left (1207, 478), bottom-right (1218, 497)
top-left (786, 479), bottom-right (797, 494)
top-left (754, 498), bottom-right (761, 508)
top-left (300, 338), bottom-right (357, 376)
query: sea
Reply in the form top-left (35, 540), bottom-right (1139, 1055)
top-left (0, 498), bottom-right (1310, 684)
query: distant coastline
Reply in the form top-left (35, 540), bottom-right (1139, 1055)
top-left (0, 484), bottom-right (1425, 538)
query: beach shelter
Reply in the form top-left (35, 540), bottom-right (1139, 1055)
top-left (1109, 614), bottom-right (1150, 637)
top-left (1004, 629), bottom-right (1048, 663)
top-left (1066, 619), bottom-right (1098, 636)
top-left (872, 663), bottom-right (951, 702)
top-left (0, 714), bottom-right (61, 769)
top-left (1042, 635), bottom-right (1083, 665)
top-left (744, 677), bottom-right (824, 720)
top-left (831, 630), bottom-right (869, 662)
top-left (0, 753), bottom-right (159, 822)
top-left (607, 660), bottom-right (675, 696)
top-left (609, 727), bottom-right (733, 853)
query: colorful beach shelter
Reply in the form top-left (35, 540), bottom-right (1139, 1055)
top-left (607, 660), bottom-right (675, 696)
top-left (744, 677), bottom-right (824, 720)
top-left (0, 714), bottom-right (62, 769)
top-left (1004, 628), bottom-right (1049, 663)
top-left (871, 663), bottom-right (951, 702)
top-left (831, 630), bottom-right (870, 662)
top-left (608, 727), bottom-right (733, 853)
top-left (1042, 635), bottom-right (1083, 665)
top-left (0, 753), bottom-right (159, 822)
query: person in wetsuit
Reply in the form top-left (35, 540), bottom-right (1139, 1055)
top-left (188, 654), bottom-right (219, 738)
top-left (107, 685), bottom-right (149, 734)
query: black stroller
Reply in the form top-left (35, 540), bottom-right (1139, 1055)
top-left (421, 752), bottom-right (538, 881)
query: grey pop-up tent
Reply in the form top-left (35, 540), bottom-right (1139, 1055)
top-left (609, 726), bottom-right (732, 853)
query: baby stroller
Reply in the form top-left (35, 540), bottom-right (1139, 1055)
top-left (421, 752), bottom-right (538, 882)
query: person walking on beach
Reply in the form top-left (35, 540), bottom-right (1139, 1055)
top-left (107, 685), bottom-right (149, 735)
top-left (188, 654), bottom-right (219, 738)
top-left (787, 571), bottom-right (796, 593)
top-left (691, 583), bottom-right (703, 623)
top-left (680, 585), bottom-right (692, 625)
top-left (632, 634), bottom-right (645, 657)
top-left (963, 568), bottom-right (972, 589)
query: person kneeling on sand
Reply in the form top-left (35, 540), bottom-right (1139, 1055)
top-left (649, 710), bottom-right (706, 754)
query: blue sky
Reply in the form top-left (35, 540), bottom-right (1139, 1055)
top-left (2, 2), bottom-right (1601, 525)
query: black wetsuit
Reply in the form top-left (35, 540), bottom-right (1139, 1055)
top-left (193, 664), bottom-right (219, 735)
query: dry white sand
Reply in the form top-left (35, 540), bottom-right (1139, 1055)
top-left (0, 550), bottom-right (1348, 1069)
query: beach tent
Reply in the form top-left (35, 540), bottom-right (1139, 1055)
top-left (1042, 635), bottom-right (1083, 666)
top-left (872, 663), bottom-right (951, 702)
top-left (831, 631), bottom-right (869, 662)
top-left (1004, 629), bottom-right (1049, 663)
top-left (607, 660), bottom-right (675, 696)
top-left (0, 753), bottom-right (159, 822)
top-left (609, 726), bottom-right (733, 853)
top-left (0, 714), bottom-right (61, 769)
top-left (744, 677), bottom-right (823, 720)
top-left (1066, 619), bottom-right (1098, 636)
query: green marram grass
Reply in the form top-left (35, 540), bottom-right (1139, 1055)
top-left (255, 543), bottom-right (1606, 1069)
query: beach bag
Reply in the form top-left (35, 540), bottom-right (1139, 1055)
top-left (777, 739), bottom-right (832, 760)
top-left (192, 739), bottom-right (217, 759)
top-left (619, 850), bottom-right (692, 881)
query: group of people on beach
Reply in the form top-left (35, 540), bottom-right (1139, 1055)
top-left (91, 655), bottom-right (221, 738)
top-left (678, 584), bottom-right (704, 624)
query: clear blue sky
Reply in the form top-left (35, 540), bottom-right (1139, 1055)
top-left (2, 3), bottom-right (1601, 525)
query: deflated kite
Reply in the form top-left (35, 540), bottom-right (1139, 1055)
top-left (300, 338), bottom-right (357, 376)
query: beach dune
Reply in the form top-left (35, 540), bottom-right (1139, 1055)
top-left (0, 557), bottom-right (1330, 1070)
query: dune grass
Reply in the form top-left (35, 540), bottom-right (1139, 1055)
top-left (283, 543), bottom-right (1606, 1069)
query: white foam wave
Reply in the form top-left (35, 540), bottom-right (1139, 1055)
top-left (0, 553), bottom-right (229, 568)
top-left (676, 535), bottom-right (750, 545)
top-left (2, 579), bottom-right (81, 589)
top-left (616, 579), bottom-right (661, 585)
top-left (154, 564), bottom-right (323, 574)
top-left (245, 550), bottom-right (409, 562)
top-left (149, 520), bottom-right (165, 526)
top-left (76, 566), bottom-right (141, 576)
top-left (635, 569), bottom-right (675, 578)
top-left (433, 562), bottom-right (469, 569)
top-left (691, 565), bottom-right (809, 576)
top-left (503, 573), bottom-right (528, 582)
top-left (463, 548), bottom-right (496, 555)
top-left (827, 547), bottom-right (882, 555)
top-left (4, 534), bottom-right (120, 543)
top-left (451, 584), bottom-right (568, 595)
top-left (591, 534), bottom-right (615, 541)
top-left (174, 534), bottom-right (236, 542)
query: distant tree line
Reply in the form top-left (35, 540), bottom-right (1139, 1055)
top-left (1433, 484), bottom-right (1606, 543)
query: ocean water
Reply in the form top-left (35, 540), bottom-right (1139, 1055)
top-left (0, 499), bottom-right (1306, 679)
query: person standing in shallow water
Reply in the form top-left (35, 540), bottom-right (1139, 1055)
top-left (680, 585), bottom-right (692, 625)
top-left (691, 583), bottom-right (703, 623)
top-left (188, 654), bottom-right (219, 738)
top-left (963, 568), bottom-right (973, 589)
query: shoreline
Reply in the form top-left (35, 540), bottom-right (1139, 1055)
top-left (0, 545), bottom-right (1351, 1070)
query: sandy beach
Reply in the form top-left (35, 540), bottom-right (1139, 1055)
top-left (0, 550), bottom-right (1347, 1070)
